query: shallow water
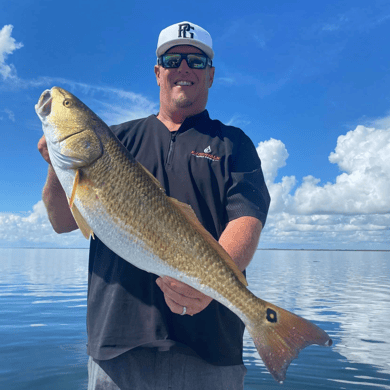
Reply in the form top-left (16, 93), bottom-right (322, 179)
top-left (0, 248), bottom-right (389, 389)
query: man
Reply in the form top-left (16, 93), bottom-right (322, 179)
top-left (38, 21), bottom-right (270, 390)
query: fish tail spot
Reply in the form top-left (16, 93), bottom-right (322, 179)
top-left (266, 308), bottom-right (277, 323)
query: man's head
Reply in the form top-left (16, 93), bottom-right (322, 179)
top-left (154, 22), bottom-right (215, 118)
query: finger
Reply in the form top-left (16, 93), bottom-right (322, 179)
top-left (161, 276), bottom-right (206, 299)
top-left (156, 277), bottom-right (213, 315)
top-left (156, 277), bottom-right (196, 307)
top-left (37, 135), bottom-right (51, 164)
top-left (165, 294), bottom-right (212, 316)
top-left (155, 278), bottom-right (190, 315)
top-left (164, 296), bottom-right (189, 315)
top-left (160, 277), bottom-right (213, 309)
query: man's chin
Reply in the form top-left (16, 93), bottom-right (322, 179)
top-left (173, 97), bottom-right (193, 109)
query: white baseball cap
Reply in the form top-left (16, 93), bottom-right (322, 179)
top-left (156, 21), bottom-right (214, 60)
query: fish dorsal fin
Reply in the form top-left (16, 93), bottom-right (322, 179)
top-left (169, 197), bottom-right (248, 286)
top-left (67, 170), bottom-right (94, 240)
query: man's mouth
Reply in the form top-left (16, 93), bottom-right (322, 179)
top-left (175, 81), bottom-right (193, 86)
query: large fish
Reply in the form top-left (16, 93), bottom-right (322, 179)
top-left (35, 86), bottom-right (332, 383)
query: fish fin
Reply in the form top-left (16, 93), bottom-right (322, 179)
top-left (69, 169), bottom-right (80, 209)
top-left (69, 202), bottom-right (95, 240)
top-left (139, 163), bottom-right (165, 192)
top-left (168, 197), bottom-right (247, 286)
top-left (246, 299), bottom-right (332, 383)
top-left (67, 170), bottom-right (94, 240)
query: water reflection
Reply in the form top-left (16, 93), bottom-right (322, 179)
top-left (1, 248), bottom-right (389, 389)
top-left (0, 248), bottom-right (89, 390)
top-left (245, 250), bottom-right (390, 387)
top-left (0, 248), bottom-right (88, 288)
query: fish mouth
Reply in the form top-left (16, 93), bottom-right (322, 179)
top-left (35, 89), bottom-right (52, 117)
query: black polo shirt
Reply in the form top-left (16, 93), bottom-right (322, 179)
top-left (87, 110), bottom-right (270, 366)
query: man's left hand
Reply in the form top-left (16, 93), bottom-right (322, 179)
top-left (156, 276), bottom-right (212, 316)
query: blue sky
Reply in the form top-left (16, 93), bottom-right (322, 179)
top-left (1, 0), bottom-right (390, 249)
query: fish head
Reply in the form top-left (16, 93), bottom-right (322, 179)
top-left (35, 86), bottom-right (103, 170)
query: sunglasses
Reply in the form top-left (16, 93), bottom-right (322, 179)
top-left (158, 53), bottom-right (212, 69)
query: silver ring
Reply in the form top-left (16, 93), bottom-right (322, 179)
top-left (180, 306), bottom-right (187, 316)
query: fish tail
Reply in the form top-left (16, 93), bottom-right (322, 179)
top-left (246, 299), bottom-right (332, 383)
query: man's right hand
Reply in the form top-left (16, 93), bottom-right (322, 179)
top-left (38, 135), bottom-right (78, 233)
top-left (38, 135), bottom-right (51, 164)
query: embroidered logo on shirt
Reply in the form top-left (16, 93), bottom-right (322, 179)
top-left (191, 150), bottom-right (221, 161)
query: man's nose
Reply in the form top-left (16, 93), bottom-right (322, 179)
top-left (178, 58), bottom-right (191, 72)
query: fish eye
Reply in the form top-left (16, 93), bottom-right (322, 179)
top-left (63, 99), bottom-right (72, 107)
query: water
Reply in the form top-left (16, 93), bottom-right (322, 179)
top-left (1, 248), bottom-right (389, 389)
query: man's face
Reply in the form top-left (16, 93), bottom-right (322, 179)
top-left (154, 45), bottom-right (215, 116)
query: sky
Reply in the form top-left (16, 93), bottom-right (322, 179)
top-left (1, 0), bottom-right (390, 249)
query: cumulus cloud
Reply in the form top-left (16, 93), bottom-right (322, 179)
top-left (0, 201), bottom-right (88, 248)
top-left (257, 138), bottom-right (296, 213)
top-left (0, 25), bottom-right (23, 80)
top-left (257, 124), bottom-right (390, 249)
top-left (295, 125), bottom-right (390, 214)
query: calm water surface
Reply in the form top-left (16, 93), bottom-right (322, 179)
top-left (0, 248), bottom-right (389, 389)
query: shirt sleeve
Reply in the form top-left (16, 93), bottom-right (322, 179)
top-left (225, 132), bottom-right (271, 228)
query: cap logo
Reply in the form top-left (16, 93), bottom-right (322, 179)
top-left (178, 23), bottom-right (194, 39)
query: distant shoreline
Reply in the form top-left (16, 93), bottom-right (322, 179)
top-left (257, 248), bottom-right (390, 252)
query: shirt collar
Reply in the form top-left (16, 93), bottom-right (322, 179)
top-left (178, 110), bottom-right (209, 133)
top-left (153, 110), bottom-right (210, 134)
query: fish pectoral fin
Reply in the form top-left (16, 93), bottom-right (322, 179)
top-left (168, 197), bottom-right (247, 287)
top-left (66, 171), bottom-right (94, 240)
top-left (69, 202), bottom-right (95, 240)
top-left (69, 169), bottom-right (80, 209)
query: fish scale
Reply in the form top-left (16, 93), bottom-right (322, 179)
top-left (36, 86), bottom-right (332, 383)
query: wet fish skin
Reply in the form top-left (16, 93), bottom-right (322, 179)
top-left (35, 86), bottom-right (332, 383)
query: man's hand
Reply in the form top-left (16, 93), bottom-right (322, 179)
top-left (38, 134), bottom-right (78, 233)
top-left (156, 276), bottom-right (212, 316)
top-left (38, 135), bottom-right (51, 164)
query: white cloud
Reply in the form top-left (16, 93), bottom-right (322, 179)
top-left (371, 112), bottom-right (390, 130)
top-left (257, 124), bottom-right (390, 249)
top-left (0, 201), bottom-right (88, 248)
top-left (226, 114), bottom-right (251, 129)
top-left (295, 125), bottom-right (390, 214)
top-left (215, 77), bottom-right (236, 86)
top-left (0, 25), bottom-right (23, 80)
top-left (3, 108), bottom-right (15, 121)
top-left (59, 79), bottom-right (158, 125)
top-left (257, 138), bottom-right (296, 214)
top-left (18, 76), bottom-right (158, 125)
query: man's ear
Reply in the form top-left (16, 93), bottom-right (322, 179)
top-left (154, 65), bottom-right (161, 86)
top-left (208, 66), bottom-right (215, 88)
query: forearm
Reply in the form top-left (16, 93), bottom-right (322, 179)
top-left (218, 216), bottom-right (262, 272)
top-left (42, 165), bottom-right (78, 233)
